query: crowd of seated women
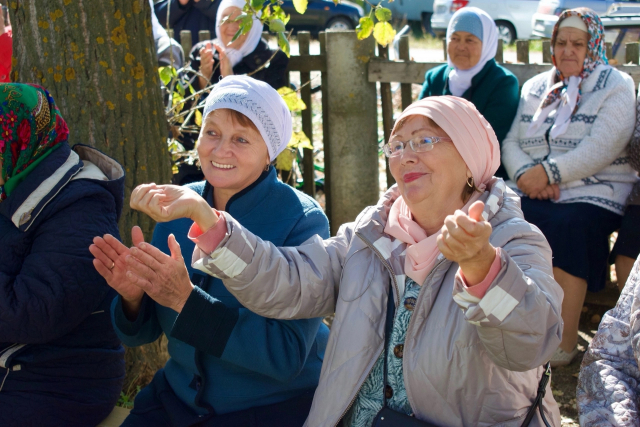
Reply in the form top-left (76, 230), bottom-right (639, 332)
top-left (2, 5), bottom-right (640, 427)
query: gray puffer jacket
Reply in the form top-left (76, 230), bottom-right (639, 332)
top-left (192, 179), bottom-right (563, 427)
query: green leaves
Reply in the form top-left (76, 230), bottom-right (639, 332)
top-left (356, 16), bottom-right (374, 40)
top-left (293, 0), bottom-right (308, 14)
top-left (373, 21), bottom-right (395, 47)
top-left (269, 18), bottom-right (286, 33)
top-left (375, 7), bottom-right (392, 22)
top-left (277, 32), bottom-right (290, 56)
top-left (278, 86), bottom-right (306, 111)
top-left (250, 0), bottom-right (264, 10)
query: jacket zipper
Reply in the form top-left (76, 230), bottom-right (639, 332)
top-left (331, 232), bottom-right (402, 427)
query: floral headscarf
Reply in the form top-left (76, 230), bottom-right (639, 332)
top-left (527, 8), bottom-right (608, 138)
top-left (0, 84), bottom-right (69, 202)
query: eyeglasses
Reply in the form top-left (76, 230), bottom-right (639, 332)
top-left (383, 136), bottom-right (452, 158)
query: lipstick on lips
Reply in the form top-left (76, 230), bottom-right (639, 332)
top-left (403, 172), bottom-right (425, 183)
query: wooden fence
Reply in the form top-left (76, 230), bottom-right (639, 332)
top-left (173, 30), bottom-right (640, 245)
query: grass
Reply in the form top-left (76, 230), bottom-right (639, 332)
top-left (408, 34), bottom-right (544, 53)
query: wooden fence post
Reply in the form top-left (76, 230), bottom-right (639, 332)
top-left (319, 32), bottom-right (331, 224)
top-left (324, 31), bottom-right (378, 234)
top-left (627, 42), bottom-right (640, 65)
top-left (180, 30), bottom-right (192, 60)
top-left (495, 39), bottom-right (503, 63)
top-left (398, 35), bottom-right (412, 110)
top-left (198, 30), bottom-right (211, 43)
top-left (542, 40), bottom-right (552, 63)
top-left (606, 42), bottom-right (613, 61)
top-left (378, 43), bottom-right (395, 188)
top-left (442, 38), bottom-right (447, 61)
top-left (298, 31), bottom-right (315, 198)
top-left (516, 40), bottom-right (529, 64)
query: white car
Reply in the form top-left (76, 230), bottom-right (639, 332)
top-left (432, 0), bottom-right (541, 44)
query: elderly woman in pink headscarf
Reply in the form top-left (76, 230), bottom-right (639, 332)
top-left (126, 96), bottom-right (563, 426)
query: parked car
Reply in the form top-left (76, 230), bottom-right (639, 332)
top-left (379, 0), bottom-right (436, 34)
top-left (281, 0), bottom-right (363, 33)
top-left (431, 0), bottom-right (541, 44)
top-left (531, 0), bottom-right (640, 38)
top-left (600, 10), bottom-right (640, 63)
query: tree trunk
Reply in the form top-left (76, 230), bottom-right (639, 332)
top-left (10, 0), bottom-right (171, 392)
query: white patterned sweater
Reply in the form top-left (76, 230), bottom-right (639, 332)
top-left (502, 64), bottom-right (638, 215)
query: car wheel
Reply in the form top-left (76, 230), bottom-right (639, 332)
top-left (326, 17), bottom-right (353, 31)
top-left (495, 20), bottom-right (516, 45)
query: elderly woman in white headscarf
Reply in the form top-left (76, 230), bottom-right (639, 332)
top-left (502, 8), bottom-right (637, 368)
top-left (90, 76), bottom-right (329, 427)
top-left (419, 7), bottom-right (519, 179)
top-left (126, 95), bottom-right (563, 426)
top-left (190, 0), bottom-right (289, 90)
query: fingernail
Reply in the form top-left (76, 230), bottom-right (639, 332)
top-left (139, 243), bottom-right (146, 249)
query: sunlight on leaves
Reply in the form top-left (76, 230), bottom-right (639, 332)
top-left (375, 7), bottom-right (392, 23)
top-left (293, 0), bottom-right (308, 15)
top-left (275, 149), bottom-right (297, 171)
top-left (288, 131), bottom-right (313, 150)
top-left (356, 15), bottom-right (374, 40)
top-left (373, 21), bottom-right (395, 47)
top-left (278, 86), bottom-right (307, 112)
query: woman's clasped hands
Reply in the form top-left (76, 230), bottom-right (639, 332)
top-left (90, 184), bottom-right (220, 317)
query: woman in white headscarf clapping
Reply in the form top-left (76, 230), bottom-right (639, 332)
top-left (419, 7), bottom-right (519, 180)
top-left (190, 0), bottom-right (289, 91)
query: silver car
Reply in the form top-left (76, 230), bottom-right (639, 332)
top-left (531, 0), bottom-right (639, 38)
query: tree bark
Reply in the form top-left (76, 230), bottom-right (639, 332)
top-left (10, 0), bottom-right (171, 392)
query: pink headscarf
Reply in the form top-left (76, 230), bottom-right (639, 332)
top-left (384, 96), bottom-right (500, 285)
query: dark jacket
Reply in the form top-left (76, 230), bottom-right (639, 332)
top-left (419, 60), bottom-right (519, 179)
top-left (0, 143), bottom-right (126, 427)
top-left (112, 167), bottom-right (330, 420)
top-left (190, 38), bottom-right (289, 90)
top-left (155, 0), bottom-right (220, 45)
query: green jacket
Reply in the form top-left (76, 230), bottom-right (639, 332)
top-left (419, 60), bottom-right (519, 179)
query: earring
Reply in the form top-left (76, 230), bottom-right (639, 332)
top-left (264, 163), bottom-right (270, 172)
top-left (466, 176), bottom-right (474, 188)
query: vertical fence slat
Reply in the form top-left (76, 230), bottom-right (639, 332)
top-left (606, 42), bottom-right (613, 61)
top-left (442, 38), bottom-right (447, 61)
top-left (319, 32), bottom-right (331, 224)
top-left (495, 39), bottom-right (503, 63)
top-left (298, 32), bottom-right (315, 198)
top-left (516, 40), bottom-right (529, 64)
top-left (167, 28), bottom-right (174, 39)
top-left (198, 30), bottom-right (211, 43)
top-left (180, 30), bottom-right (192, 58)
top-left (398, 35), bottom-right (412, 111)
top-left (378, 44), bottom-right (395, 188)
top-left (627, 42), bottom-right (640, 65)
top-left (542, 40), bottom-right (552, 63)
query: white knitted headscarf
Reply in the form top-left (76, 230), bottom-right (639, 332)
top-left (202, 75), bottom-right (292, 161)
top-left (215, 0), bottom-right (264, 67)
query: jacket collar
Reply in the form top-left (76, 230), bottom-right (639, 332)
top-left (355, 179), bottom-right (508, 292)
top-left (0, 143), bottom-right (125, 231)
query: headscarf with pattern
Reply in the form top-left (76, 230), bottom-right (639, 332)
top-left (0, 83), bottom-right (69, 202)
top-left (527, 8), bottom-right (608, 138)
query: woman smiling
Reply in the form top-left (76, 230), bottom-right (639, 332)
top-left (126, 96), bottom-right (563, 426)
top-left (91, 76), bottom-right (329, 427)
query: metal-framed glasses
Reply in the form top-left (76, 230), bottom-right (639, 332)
top-left (382, 136), bottom-right (453, 158)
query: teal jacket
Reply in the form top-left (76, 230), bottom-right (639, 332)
top-left (419, 60), bottom-right (519, 179)
top-left (112, 167), bottom-right (329, 416)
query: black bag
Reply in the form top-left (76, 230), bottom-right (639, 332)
top-left (371, 284), bottom-right (551, 427)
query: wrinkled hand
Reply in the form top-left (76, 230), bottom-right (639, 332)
top-left (213, 41), bottom-right (234, 77)
top-left (90, 226), bottom-right (146, 302)
top-left (437, 201), bottom-right (496, 286)
top-left (130, 184), bottom-right (217, 232)
top-left (125, 235), bottom-right (193, 313)
top-left (517, 164), bottom-right (550, 198)
top-left (534, 184), bottom-right (560, 200)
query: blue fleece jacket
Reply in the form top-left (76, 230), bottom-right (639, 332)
top-left (0, 143), bottom-right (126, 427)
top-left (112, 167), bottom-right (330, 416)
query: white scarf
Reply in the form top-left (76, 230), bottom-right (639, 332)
top-left (447, 7), bottom-right (498, 97)
top-left (215, 0), bottom-right (264, 68)
top-left (526, 72), bottom-right (581, 138)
